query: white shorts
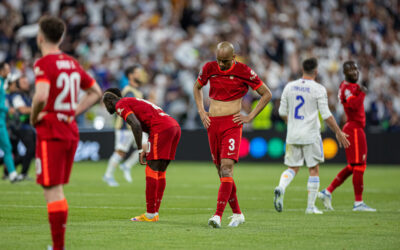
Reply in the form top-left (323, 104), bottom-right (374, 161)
top-left (115, 130), bottom-right (148, 152)
top-left (284, 139), bottom-right (324, 167)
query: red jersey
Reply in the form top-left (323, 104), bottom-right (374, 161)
top-left (115, 97), bottom-right (179, 133)
top-left (197, 61), bottom-right (263, 101)
top-left (34, 52), bottom-right (95, 140)
top-left (338, 81), bottom-right (366, 128)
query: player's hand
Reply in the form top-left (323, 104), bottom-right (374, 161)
top-left (30, 111), bottom-right (47, 125)
top-left (336, 131), bottom-right (350, 148)
top-left (199, 111), bottom-right (210, 129)
top-left (139, 151), bottom-right (147, 165)
top-left (233, 113), bottom-right (252, 125)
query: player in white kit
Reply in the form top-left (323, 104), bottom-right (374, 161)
top-left (274, 58), bottom-right (350, 214)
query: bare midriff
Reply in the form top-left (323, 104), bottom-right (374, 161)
top-left (209, 98), bottom-right (241, 117)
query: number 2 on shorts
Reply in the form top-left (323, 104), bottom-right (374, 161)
top-left (294, 95), bottom-right (305, 120)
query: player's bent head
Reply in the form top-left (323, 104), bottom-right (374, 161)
top-left (38, 15), bottom-right (66, 45)
top-left (103, 88), bottom-right (122, 114)
top-left (302, 57), bottom-right (318, 75)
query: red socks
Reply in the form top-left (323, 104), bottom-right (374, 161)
top-left (156, 171), bottom-right (166, 213)
top-left (228, 181), bottom-right (241, 214)
top-left (47, 198), bottom-right (68, 250)
top-left (145, 166), bottom-right (158, 213)
top-left (353, 165), bottom-right (366, 202)
top-left (145, 166), bottom-right (167, 213)
top-left (215, 177), bottom-right (234, 217)
top-left (327, 165), bottom-right (353, 193)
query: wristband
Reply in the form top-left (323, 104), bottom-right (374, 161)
top-left (138, 149), bottom-right (143, 153)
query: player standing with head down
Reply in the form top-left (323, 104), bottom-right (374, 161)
top-left (193, 41), bottom-right (272, 228)
top-left (274, 58), bottom-right (349, 214)
top-left (319, 61), bottom-right (376, 212)
top-left (102, 88), bottom-right (181, 222)
top-left (31, 16), bottom-right (102, 250)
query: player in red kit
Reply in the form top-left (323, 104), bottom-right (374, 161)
top-left (319, 61), bottom-right (376, 212)
top-left (31, 16), bottom-right (102, 250)
top-left (102, 88), bottom-right (181, 222)
top-left (193, 42), bottom-right (272, 228)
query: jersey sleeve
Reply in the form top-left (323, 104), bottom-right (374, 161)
top-left (34, 60), bottom-right (50, 85)
top-left (342, 85), bottom-right (365, 110)
top-left (317, 87), bottom-right (332, 120)
top-left (115, 100), bottom-right (134, 121)
top-left (278, 86), bottom-right (289, 117)
top-left (196, 62), bottom-right (211, 86)
top-left (242, 65), bottom-right (263, 90)
top-left (79, 67), bottom-right (96, 90)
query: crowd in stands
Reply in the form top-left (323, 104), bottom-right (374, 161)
top-left (0, 0), bottom-right (399, 132)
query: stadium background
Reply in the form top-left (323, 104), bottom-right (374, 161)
top-left (1, 0), bottom-right (399, 164)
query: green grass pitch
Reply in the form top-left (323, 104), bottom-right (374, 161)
top-left (1, 161), bottom-right (399, 249)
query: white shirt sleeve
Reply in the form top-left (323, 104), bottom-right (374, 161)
top-left (12, 95), bottom-right (25, 109)
top-left (317, 87), bottom-right (332, 120)
top-left (279, 86), bottom-right (288, 117)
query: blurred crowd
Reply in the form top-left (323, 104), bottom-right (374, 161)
top-left (1, 0), bottom-right (400, 132)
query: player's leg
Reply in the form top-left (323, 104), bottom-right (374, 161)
top-left (0, 124), bottom-right (17, 181)
top-left (304, 140), bottom-right (323, 214)
top-left (274, 144), bottom-right (302, 212)
top-left (351, 129), bottom-right (375, 211)
top-left (104, 130), bottom-right (128, 186)
top-left (43, 185), bottom-right (68, 250)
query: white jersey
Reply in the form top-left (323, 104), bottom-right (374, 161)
top-left (279, 78), bottom-right (332, 144)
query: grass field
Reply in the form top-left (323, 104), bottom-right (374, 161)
top-left (0, 161), bottom-right (399, 250)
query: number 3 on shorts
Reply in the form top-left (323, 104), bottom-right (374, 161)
top-left (229, 138), bottom-right (235, 151)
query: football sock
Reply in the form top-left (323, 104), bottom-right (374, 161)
top-left (278, 169), bottom-right (296, 192)
top-left (215, 177), bottom-right (234, 217)
top-left (47, 198), bottom-right (68, 250)
top-left (105, 152), bottom-right (122, 178)
top-left (122, 150), bottom-right (139, 169)
top-left (354, 201), bottom-right (363, 206)
top-left (307, 176), bottom-right (320, 209)
top-left (228, 181), bottom-right (241, 214)
top-left (145, 212), bottom-right (157, 219)
top-left (327, 165), bottom-right (353, 193)
top-left (353, 165), bottom-right (366, 202)
top-left (155, 171), bottom-right (166, 213)
top-left (145, 165), bottom-right (158, 214)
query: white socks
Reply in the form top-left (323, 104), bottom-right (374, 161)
top-left (122, 150), bottom-right (139, 169)
top-left (278, 169), bottom-right (296, 192)
top-left (145, 212), bottom-right (158, 219)
top-left (105, 152), bottom-right (122, 178)
top-left (307, 176), bottom-right (320, 209)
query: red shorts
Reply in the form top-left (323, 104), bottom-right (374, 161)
top-left (36, 139), bottom-right (78, 186)
top-left (207, 115), bottom-right (242, 166)
top-left (343, 123), bottom-right (367, 164)
top-left (147, 126), bottom-right (181, 160)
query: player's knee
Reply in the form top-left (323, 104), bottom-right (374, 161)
top-left (220, 160), bottom-right (234, 177)
top-left (116, 150), bottom-right (126, 158)
top-left (309, 165), bottom-right (319, 176)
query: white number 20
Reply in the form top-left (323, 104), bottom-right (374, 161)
top-left (229, 138), bottom-right (235, 151)
top-left (54, 72), bottom-right (80, 111)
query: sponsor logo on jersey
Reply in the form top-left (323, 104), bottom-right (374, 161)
top-left (117, 108), bottom-right (124, 115)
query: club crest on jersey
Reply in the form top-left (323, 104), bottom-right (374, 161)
top-left (117, 108), bottom-right (124, 115)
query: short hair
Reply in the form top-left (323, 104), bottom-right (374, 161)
top-left (124, 65), bottom-right (140, 77)
top-left (343, 60), bottom-right (355, 69)
top-left (302, 57), bottom-right (318, 74)
top-left (38, 16), bottom-right (66, 44)
top-left (104, 88), bottom-right (122, 98)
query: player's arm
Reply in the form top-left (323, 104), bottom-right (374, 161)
top-left (343, 90), bottom-right (366, 110)
top-left (75, 82), bottom-right (102, 116)
top-left (125, 113), bottom-right (146, 164)
top-left (12, 95), bottom-right (31, 114)
top-left (30, 82), bottom-right (49, 125)
top-left (193, 80), bottom-right (210, 128)
top-left (233, 83), bottom-right (272, 125)
top-left (318, 90), bottom-right (350, 148)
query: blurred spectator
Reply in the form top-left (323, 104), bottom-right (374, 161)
top-left (0, 0), bottom-right (399, 132)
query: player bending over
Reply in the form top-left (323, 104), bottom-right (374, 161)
top-left (103, 88), bottom-right (181, 222)
top-left (274, 57), bottom-right (349, 214)
top-left (194, 41), bottom-right (272, 228)
top-left (31, 16), bottom-right (102, 250)
top-left (103, 65), bottom-right (148, 186)
top-left (318, 61), bottom-right (376, 212)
